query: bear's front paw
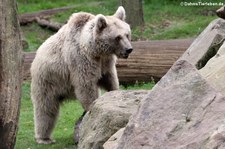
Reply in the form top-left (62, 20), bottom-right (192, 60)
top-left (36, 138), bottom-right (56, 144)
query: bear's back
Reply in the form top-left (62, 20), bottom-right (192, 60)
top-left (35, 12), bottom-right (95, 57)
top-left (31, 12), bottom-right (95, 81)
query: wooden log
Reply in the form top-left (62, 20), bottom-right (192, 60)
top-left (19, 6), bottom-right (76, 25)
top-left (21, 32), bottom-right (29, 49)
top-left (117, 39), bottom-right (193, 84)
top-left (22, 39), bottom-right (194, 84)
top-left (19, 2), bottom-right (104, 25)
top-left (23, 52), bottom-right (35, 80)
top-left (36, 18), bottom-right (63, 31)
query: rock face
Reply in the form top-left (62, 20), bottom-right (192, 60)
top-left (103, 128), bottom-right (125, 149)
top-left (200, 41), bottom-right (225, 96)
top-left (114, 60), bottom-right (225, 149)
top-left (78, 90), bottom-right (149, 149)
top-left (180, 18), bottom-right (225, 69)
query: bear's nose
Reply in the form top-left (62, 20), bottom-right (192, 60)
top-left (126, 48), bottom-right (133, 54)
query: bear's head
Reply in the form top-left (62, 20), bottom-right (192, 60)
top-left (93, 6), bottom-right (133, 59)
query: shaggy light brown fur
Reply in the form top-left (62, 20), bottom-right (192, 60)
top-left (31, 6), bottom-right (132, 144)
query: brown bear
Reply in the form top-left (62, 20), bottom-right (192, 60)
top-left (31, 6), bottom-right (133, 144)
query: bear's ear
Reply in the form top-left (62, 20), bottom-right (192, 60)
top-left (95, 14), bottom-right (107, 33)
top-left (113, 6), bottom-right (126, 21)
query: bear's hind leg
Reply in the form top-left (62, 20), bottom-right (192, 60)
top-left (33, 96), bottom-right (60, 144)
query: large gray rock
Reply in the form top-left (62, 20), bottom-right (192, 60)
top-left (78, 90), bottom-right (149, 149)
top-left (200, 41), bottom-right (225, 96)
top-left (114, 60), bottom-right (225, 149)
top-left (103, 128), bottom-right (125, 149)
top-left (180, 18), bottom-right (225, 69)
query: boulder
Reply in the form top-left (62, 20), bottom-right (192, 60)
top-left (114, 60), bottom-right (225, 149)
top-left (180, 18), bottom-right (225, 69)
top-left (77, 90), bottom-right (149, 149)
top-left (103, 128), bottom-right (125, 149)
top-left (200, 41), bottom-right (225, 96)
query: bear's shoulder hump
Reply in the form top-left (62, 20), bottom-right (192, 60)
top-left (68, 12), bottom-right (95, 28)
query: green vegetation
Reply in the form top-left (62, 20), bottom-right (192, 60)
top-left (21, 24), bottom-right (54, 51)
top-left (120, 82), bottom-right (155, 90)
top-left (133, 0), bottom-right (221, 40)
top-left (17, 0), bottom-right (222, 51)
top-left (15, 82), bottom-right (84, 149)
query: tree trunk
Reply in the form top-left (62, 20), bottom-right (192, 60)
top-left (0, 0), bottom-right (22, 148)
top-left (120, 0), bottom-right (144, 28)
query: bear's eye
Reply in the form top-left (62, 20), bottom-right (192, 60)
top-left (125, 34), bottom-right (130, 40)
top-left (115, 36), bottom-right (121, 42)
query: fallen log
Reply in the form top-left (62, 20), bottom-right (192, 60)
top-left (19, 6), bottom-right (76, 25)
top-left (19, 2), bottom-right (104, 25)
top-left (36, 18), bottom-right (62, 31)
top-left (22, 39), bottom-right (194, 84)
top-left (117, 39), bottom-right (194, 84)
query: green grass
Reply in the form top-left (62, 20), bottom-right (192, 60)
top-left (16, 82), bottom-right (154, 148)
top-left (21, 24), bottom-right (54, 51)
top-left (132, 0), bottom-right (221, 40)
top-left (120, 82), bottom-right (155, 90)
top-left (15, 82), bottom-right (84, 149)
